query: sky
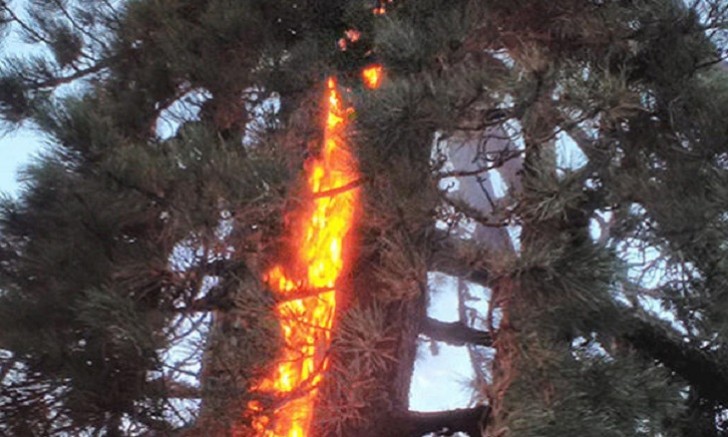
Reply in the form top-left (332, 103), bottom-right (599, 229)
top-left (0, 6), bottom-right (46, 198)
top-left (0, 128), bottom-right (45, 196)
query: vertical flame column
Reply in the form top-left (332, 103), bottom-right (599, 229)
top-left (248, 78), bottom-right (360, 437)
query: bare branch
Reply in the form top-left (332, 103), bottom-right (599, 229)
top-left (437, 148), bottom-right (522, 179)
top-left (312, 178), bottom-right (366, 199)
top-left (1, 4), bottom-right (51, 44)
top-left (422, 317), bottom-right (492, 347)
top-left (32, 60), bottom-right (110, 89)
top-left (397, 405), bottom-right (489, 436)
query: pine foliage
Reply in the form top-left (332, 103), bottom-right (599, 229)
top-left (0, 0), bottom-right (727, 436)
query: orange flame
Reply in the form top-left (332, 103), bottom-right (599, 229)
top-left (362, 65), bottom-right (384, 89)
top-left (247, 78), bottom-right (360, 437)
top-left (373, 0), bottom-right (393, 15)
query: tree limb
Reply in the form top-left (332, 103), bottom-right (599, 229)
top-left (428, 231), bottom-right (728, 408)
top-left (621, 313), bottom-right (728, 407)
top-left (33, 60), bottom-right (109, 89)
top-left (422, 317), bottom-right (492, 347)
top-left (397, 405), bottom-right (489, 436)
top-left (312, 178), bottom-right (366, 199)
top-left (147, 377), bottom-right (200, 399)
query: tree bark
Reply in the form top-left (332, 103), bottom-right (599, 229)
top-left (397, 405), bottom-right (489, 436)
top-left (422, 317), bottom-right (492, 347)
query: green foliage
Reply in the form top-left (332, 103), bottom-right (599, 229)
top-left (505, 348), bottom-right (682, 437)
top-left (1, 0), bottom-right (728, 435)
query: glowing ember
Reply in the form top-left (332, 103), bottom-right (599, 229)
top-left (345, 29), bottom-right (361, 43)
top-left (373, 0), bottom-right (393, 15)
top-left (247, 77), bottom-right (360, 437)
top-left (362, 65), bottom-right (384, 90)
top-left (339, 29), bottom-right (362, 51)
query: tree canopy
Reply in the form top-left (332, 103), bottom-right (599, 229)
top-left (1, 0), bottom-right (728, 436)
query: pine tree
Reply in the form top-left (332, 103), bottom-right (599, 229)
top-left (1, 0), bottom-right (728, 436)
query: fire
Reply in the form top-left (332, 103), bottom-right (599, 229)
top-left (247, 77), bottom-right (361, 436)
top-left (373, 0), bottom-right (393, 15)
top-left (362, 65), bottom-right (384, 89)
top-left (246, 4), bottom-right (387, 431)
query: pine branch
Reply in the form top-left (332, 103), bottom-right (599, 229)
top-left (33, 60), bottom-right (109, 89)
top-left (428, 230), bottom-right (490, 286)
top-left (397, 405), bottom-right (489, 436)
top-left (429, 231), bottom-right (728, 407)
top-left (441, 195), bottom-right (510, 228)
top-left (48, 0), bottom-right (108, 50)
top-left (422, 317), bottom-right (492, 347)
top-left (622, 313), bottom-right (728, 407)
top-left (275, 286), bottom-right (336, 303)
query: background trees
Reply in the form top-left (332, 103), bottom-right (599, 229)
top-left (0, 0), bottom-right (727, 435)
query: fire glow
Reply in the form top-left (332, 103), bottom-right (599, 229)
top-left (362, 65), bottom-right (384, 90)
top-left (247, 76), bottom-right (366, 436)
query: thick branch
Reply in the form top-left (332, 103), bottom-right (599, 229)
top-left (397, 405), bottom-right (489, 436)
top-left (165, 381), bottom-right (201, 399)
top-left (622, 313), bottom-right (728, 407)
top-left (422, 317), bottom-right (492, 347)
top-left (428, 231), bottom-right (728, 408)
top-left (312, 178), bottom-right (366, 199)
top-left (147, 377), bottom-right (200, 399)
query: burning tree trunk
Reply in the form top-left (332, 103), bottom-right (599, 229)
top-left (244, 78), bottom-right (363, 436)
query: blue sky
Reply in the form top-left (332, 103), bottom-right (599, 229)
top-left (0, 6), bottom-right (45, 197)
top-left (0, 128), bottom-right (44, 196)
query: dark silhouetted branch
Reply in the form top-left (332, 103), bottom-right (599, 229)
top-left (397, 405), bottom-right (489, 436)
top-left (312, 178), bottom-right (366, 199)
top-left (428, 231), bottom-right (728, 408)
top-left (622, 313), bottom-right (728, 407)
top-left (34, 61), bottom-right (110, 88)
top-left (422, 317), bottom-right (492, 347)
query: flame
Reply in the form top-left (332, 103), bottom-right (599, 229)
top-left (247, 78), bottom-right (360, 437)
top-left (373, 0), bottom-right (393, 15)
top-left (338, 29), bottom-right (362, 51)
top-left (362, 65), bottom-right (384, 89)
top-left (345, 29), bottom-right (362, 43)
